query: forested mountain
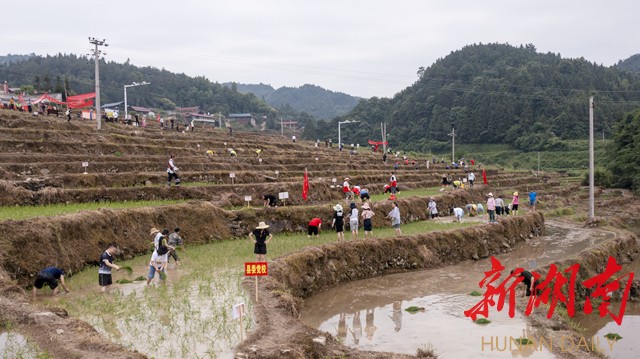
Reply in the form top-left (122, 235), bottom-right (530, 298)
top-left (310, 43), bottom-right (640, 152)
top-left (0, 54), bottom-right (275, 117)
top-left (616, 54), bottom-right (640, 73)
top-left (0, 54), bottom-right (33, 65)
top-left (227, 82), bottom-right (361, 120)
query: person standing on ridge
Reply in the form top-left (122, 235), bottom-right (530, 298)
top-left (487, 192), bottom-right (496, 223)
top-left (511, 191), bottom-right (520, 216)
top-left (249, 222), bottom-right (272, 261)
top-left (332, 204), bottom-right (345, 241)
top-left (529, 189), bottom-right (537, 212)
top-left (387, 202), bottom-right (401, 236)
top-left (167, 154), bottom-right (181, 186)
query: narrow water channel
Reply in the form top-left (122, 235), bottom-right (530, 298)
top-left (300, 221), bottom-right (615, 358)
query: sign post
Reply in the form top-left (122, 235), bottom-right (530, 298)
top-left (82, 161), bottom-right (89, 175)
top-left (230, 172), bottom-right (236, 185)
top-left (258, 158), bottom-right (262, 165)
top-left (244, 195), bottom-right (252, 207)
top-left (244, 262), bottom-right (268, 303)
top-left (278, 192), bottom-right (289, 207)
top-left (275, 170), bottom-right (279, 179)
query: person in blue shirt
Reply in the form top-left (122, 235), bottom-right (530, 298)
top-left (33, 266), bottom-right (69, 297)
top-left (529, 189), bottom-right (537, 211)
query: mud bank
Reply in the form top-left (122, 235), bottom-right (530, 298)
top-left (236, 213), bottom-right (545, 358)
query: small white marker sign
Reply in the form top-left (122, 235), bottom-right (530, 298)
top-left (278, 192), bottom-right (289, 200)
top-left (229, 173), bottom-right (236, 178)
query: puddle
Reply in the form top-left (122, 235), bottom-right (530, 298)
top-left (300, 221), bottom-right (614, 358)
top-left (571, 259), bottom-right (640, 359)
top-left (0, 331), bottom-right (44, 358)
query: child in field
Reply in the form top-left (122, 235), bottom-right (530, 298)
top-left (99, 243), bottom-right (121, 293)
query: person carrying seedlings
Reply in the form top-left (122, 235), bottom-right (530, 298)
top-left (147, 235), bottom-right (169, 285)
top-left (99, 243), bottom-right (121, 293)
top-left (167, 154), bottom-right (181, 187)
top-left (331, 204), bottom-right (345, 241)
top-left (359, 187), bottom-right (370, 202)
top-left (349, 202), bottom-right (359, 240)
top-left (511, 191), bottom-right (520, 216)
top-left (168, 227), bottom-right (183, 266)
top-left (428, 197), bottom-right (439, 220)
top-left (361, 202), bottom-right (375, 239)
top-left (307, 217), bottom-right (322, 238)
top-left (249, 222), bottom-right (272, 261)
top-left (387, 202), bottom-right (401, 236)
top-left (487, 193), bottom-right (496, 223)
top-left (33, 266), bottom-right (69, 297)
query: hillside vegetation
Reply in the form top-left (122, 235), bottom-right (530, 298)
top-left (229, 82), bottom-right (360, 120)
top-left (310, 43), bottom-right (640, 153)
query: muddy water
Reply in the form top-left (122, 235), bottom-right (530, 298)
top-left (0, 331), bottom-right (43, 358)
top-left (300, 221), bottom-right (614, 358)
top-left (572, 259), bottom-right (640, 359)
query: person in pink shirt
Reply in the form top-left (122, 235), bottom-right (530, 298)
top-left (511, 191), bottom-right (519, 216)
top-left (486, 193), bottom-right (496, 223)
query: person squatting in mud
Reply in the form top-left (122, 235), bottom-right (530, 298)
top-left (249, 222), bottom-right (272, 261)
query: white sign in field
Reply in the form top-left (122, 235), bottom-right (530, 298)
top-left (278, 192), bottom-right (289, 200)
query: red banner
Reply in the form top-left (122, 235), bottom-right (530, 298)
top-left (302, 169), bottom-right (309, 201)
top-left (482, 169), bottom-right (488, 185)
top-left (67, 92), bottom-right (96, 109)
top-left (244, 262), bottom-right (268, 276)
top-left (68, 99), bottom-right (94, 109)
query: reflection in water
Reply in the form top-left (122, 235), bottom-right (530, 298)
top-left (351, 311), bottom-right (363, 344)
top-left (337, 313), bottom-right (348, 343)
top-left (365, 309), bottom-right (377, 340)
top-left (389, 301), bottom-right (402, 332)
top-left (301, 222), bottom-right (614, 358)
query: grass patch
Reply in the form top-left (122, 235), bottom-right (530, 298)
top-left (115, 279), bottom-right (133, 284)
top-left (469, 290), bottom-right (482, 296)
top-left (416, 343), bottom-right (438, 358)
top-left (133, 276), bottom-right (146, 281)
top-left (0, 199), bottom-right (187, 221)
top-left (405, 306), bottom-right (426, 314)
top-left (604, 333), bottom-right (622, 341)
top-left (474, 318), bottom-right (491, 325)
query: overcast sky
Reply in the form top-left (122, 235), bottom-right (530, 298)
top-left (1, 0), bottom-right (637, 98)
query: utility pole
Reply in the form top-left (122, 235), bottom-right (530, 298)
top-left (448, 128), bottom-right (456, 163)
top-left (537, 151), bottom-right (540, 173)
top-left (89, 37), bottom-right (108, 130)
top-left (338, 120), bottom-right (359, 151)
top-left (280, 117), bottom-right (283, 136)
top-left (588, 96), bottom-right (595, 222)
top-left (124, 82), bottom-right (150, 122)
top-left (380, 122), bottom-right (387, 153)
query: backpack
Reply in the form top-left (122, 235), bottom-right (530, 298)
top-left (157, 237), bottom-right (169, 256)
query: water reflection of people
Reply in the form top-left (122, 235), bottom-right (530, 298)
top-left (511, 326), bottom-right (536, 357)
top-left (350, 311), bottom-right (362, 345)
top-left (336, 313), bottom-right (348, 343)
top-left (389, 301), bottom-right (403, 332)
top-left (365, 308), bottom-right (378, 341)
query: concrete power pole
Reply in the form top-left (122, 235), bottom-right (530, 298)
top-left (89, 37), bottom-right (108, 131)
top-left (588, 96), bottom-right (595, 222)
top-left (448, 128), bottom-right (456, 163)
top-left (381, 122), bottom-right (387, 153)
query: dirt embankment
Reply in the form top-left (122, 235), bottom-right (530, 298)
top-left (235, 213), bottom-right (545, 358)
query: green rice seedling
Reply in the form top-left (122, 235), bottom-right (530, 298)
top-left (604, 333), bottom-right (622, 341)
top-left (469, 291), bottom-right (482, 296)
top-left (514, 337), bottom-right (533, 345)
top-left (116, 279), bottom-right (133, 284)
top-left (475, 318), bottom-right (491, 325)
top-left (405, 306), bottom-right (426, 313)
top-left (121, 266), bottom-right (133, 276)
top-left (133, 276), bottom-right (146, 281)
top-left (159, 271), bottom-right (167, 280)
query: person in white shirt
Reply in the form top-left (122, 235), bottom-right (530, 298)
top-left (453, 207), bottom-right (464, 222)
top-left (387, 202), bottom-right (401, 235)
top-left (349, 202), bottom-right (359, 240)
top-left (167, 154), bottom-right (181, 186)
top-left (468, 172), bottom-right (476, 187)
top-left (428, 198), bottom-right (439, 220)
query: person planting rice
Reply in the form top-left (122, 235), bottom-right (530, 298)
top-left (249, 222), bottom-right (272, 261)
top-left (147, 235), bottom-right (169, 285)
top-left (307, 217), bottom-right (322, 238)
top-left (359, 187), bottom-right (370, 202)
top-left (168, 227), bottom-right (183, 266)
top-left (32, 266), bottom-right (69, 297)
top-left (99, 243), bottom-right (121, 293)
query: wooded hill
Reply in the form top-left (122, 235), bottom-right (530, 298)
top-left (311, 43), bottom-right (640, 152)
top-left (227, 83), bottom-right (361, 120)
top-left (0, 54), bottom-right (275, 118)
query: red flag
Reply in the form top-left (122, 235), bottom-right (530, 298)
top-left (302, 169), bottom-right (309, 201)
top-left (482, 169), bottom-right (488, 185)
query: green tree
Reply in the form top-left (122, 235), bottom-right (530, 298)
top-left (608, 110), bottom-right (640, 193)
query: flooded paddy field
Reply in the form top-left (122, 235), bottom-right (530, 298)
top-left (300, 221), bottom-right (617, 358)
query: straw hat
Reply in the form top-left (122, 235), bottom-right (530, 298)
top-left (149, 227), bottom-right (159, 235)
top-left (487, 192), bottom-right (493, 197)
top-left (256, 221), bottom-right (269, 229)
top-left (334, 204), bottom-right (343, 211)
top-left (513, 191), bottom-right (519, 196)
top-left (362, 202), bottom-right (371, 210)
top-left (344, 177), bottom-right (350, 181)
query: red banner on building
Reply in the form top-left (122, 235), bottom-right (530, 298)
top-left (244, 262), bottom-right (268, 276)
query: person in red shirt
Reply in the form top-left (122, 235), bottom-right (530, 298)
top-left (352, 185), bottom-right (361, 196)
top-left (342, 177), bottom-right (353, 201)
top-left (308, 217), bottom-right (322, 238)
top-left (389, 172), bottom-right (398, 195)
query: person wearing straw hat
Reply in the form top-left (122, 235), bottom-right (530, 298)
top-left (361, 202), bottom-right (375, 239)
top-left (511, 191), bottom-right (520, 216)
top-left (331, 204), bottom-right (345, 241)
top-left (486, 193), bottom-right (497, 223)
top-left (249, 222), bottom-right (272, 261)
